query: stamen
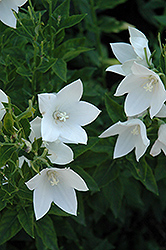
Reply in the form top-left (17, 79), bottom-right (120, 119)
top-left (47, 170), bottom-right (59, 186)
top-left (131, 126), bottom-right (140, 135)
top-left (142, 75), bottom-right (158, 92)
top-left (53, 111), bottom-right (69, 122)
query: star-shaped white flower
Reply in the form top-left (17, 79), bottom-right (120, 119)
top-left (0, 89), bottom-right (8, 120)
top-left (150, 124), bottom-right (166, 156)
top-left (25, 167), bottom-right (89, 220)
top-left (106, 26), bottom-right (151, 76)
top-left (29, 116), bottom-right (74, 165)
top-left (38, 79), bottom-right (101, 144)
top-left (99, 119), bottom-right (150, 161)
top-left (0, 0), bottom-right (27, 28)
top-left (115, 62), bottom-right (166, 118)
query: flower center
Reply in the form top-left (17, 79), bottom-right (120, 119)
top-left (53, 111), bottom-right (69, 122)
top-left (142, 75), bottom-right (158, 92)
top-left (131, 126), bottom-right (140, 135)
top-left (47, 170), bottom-right (59, 186)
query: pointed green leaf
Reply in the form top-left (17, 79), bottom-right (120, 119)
top-left (38, 58), bottom-right (58, 73)
top-left (103, 178), bottom-right (124, 218)
top-left (3, 113), bottom-right (15, 134)
top-left (17, 206), bottom-right (34, 238)
top-left (52, 58), bottom-right (67, 82)
top-left (58, 14), bottom-right (86, 30)
top-left (0, 145), bottom-right (17, 169)
top-left (105, 93), bottom-right (125, 123)
top-left (73, 165), bottom-right (99, 192)
top-left (0, 209), bottom-right (22, 245)
top-left (35, 216), bottom-right (58, 250)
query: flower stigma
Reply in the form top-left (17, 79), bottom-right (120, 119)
top-left (53, 111), bottom-right (69, 122)
top-left (47, 170), bottom-right (59, 186)
top-left (142, 75), bottom-right (158, 92)
top-left (131, 126), bottom-right (140, 135)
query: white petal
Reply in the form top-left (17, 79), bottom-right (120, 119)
top-left (155, 104), bottom-right (166, 118)
top-left (13, 0), bottom-right (27, 7)
top-left (99, 121), bottom-right (127, 138)
top-left (106, 65), bottom-right (126, 76)
top-left (33, 179), bottom-right (53, 220)
top-left (114, 74), bottom-right (138, 96)
top-left (0, 89), bottom-right (8, 120)
top-left (150, 82), bottom-right (166, 118)
top-left (158, 124), bottom-right (166, 144)
top-left (47, 141), bottom-right (74, 165)
top-left (38, 93), bottom-right (56, 117)
top-left (25, 169), bottom-right (47, 190)
top-left (29, 116), bottom-right (42, 142)
top-left (150, 140), bottom-right (162, 157)
top-left (135, 133), bottom-right (149, 161)
top-left (124, 84), bottom-right (152, 117)
top-left (0, 0), bottom-right (17, 28)
top-left (56, 79), bottom-right (83, 109)
top-left (110, 43), bottom-right (137, 63)
top-left (67, 101), bottom-right (101, 126)
top-left (128, 26), bottom-right (151, 60)
top-left (55, 168), bottom-right (89, 191)
top-left (114, 129), bottom-right (136, 159)
top-left (41, 113), bottom-right (60, 142)
top-left (19, 156), bottom-right (30, 168)
top-left (51, 183), bottom-right (77, 216)
top-left (57, 122), bottom-right (88, 144)
top-left (131, 62), bottom-right (153, 76)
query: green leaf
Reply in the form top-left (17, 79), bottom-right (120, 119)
top-left (58, 14), bottom-right (86, 30)
top-left (38, 58), bottom-right (58, 73)
top-left (105, 93), bottom-right (125, 123)
top-left (54, 38), bottom-right (92, 62)
top-left (35, 215), bottom-right (58, 250)
top-left (17, 206), bottom-right (34, 238)
top-left (98, 16), bottom-right (129, 33)
top-left (73, 137), bottom-right (99, 158)
top-left (0, 209), bottom-right (22, 245)
top-left (95, 0), bottom-right (127, 10)
top-left (52, 58), bottom-right (67, 82)
top-left (53, 0), bottom-right (70, 19)
top-left (154, 15), bottom-right (166, 25)
top-left (3, 113), bottom-right (15, 134)
top-left (0, 145), bottom-right (17, 169)
top-left (72, 166), bottom-right (99, 192)
top-left (103, 178), bottom-right (124, 218)
top-left (93, 161), bottom-right (119, 188)
top-left (16, 65), bottom-right (32, 77)
top-left (127, 156), bottom-right (159, 195)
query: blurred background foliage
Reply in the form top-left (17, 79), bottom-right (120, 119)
top-left (1, 0), bottom-right (166, 249)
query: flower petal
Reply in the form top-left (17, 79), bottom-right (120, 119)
top-left (54, 168), bottom-right (89, 191)
top-left (47, 141), bottom-right (74, 165)
top-left (106, 64), bottom-right (126, 76)
top-left (110, 43), bottom-right (137, 63)
top-left (51, 183), bottom-right (77, 216)
top-left (0, 0), bottom-right (17, 28)
top-left (99, 121), bottom-right (127, 138)
top-left (29, 116), bottom-right (42, 142)
top-left (33, 179), bottom-right (53, 220)
top-left (41, 113), bottom-right (60, 142)
top-left (38, 93), bottom-right (56, 117)
top-left (113, 129), bottom-right (135, 159)
top-left (156, 104), bottom-right (166, 118)
top-left (56, 79), bottom-right (83, 109)
top-left (67, 101), bottom-right (101, 126)
top-left (150, 140), bottom-right (163, 157)
top-left (0, 89), bottom-right (8, 120)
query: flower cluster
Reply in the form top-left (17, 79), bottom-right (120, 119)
top-left (25, 79), bottom-right (100, 219)
top-left (100, 27), bottom-right (166, 161)
top-left (0, 79), bottom-right (100, 220)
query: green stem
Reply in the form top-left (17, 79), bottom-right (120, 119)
top-left (49, 0), bottom-right (54, 55)
top-left (89, 0), bottom-right (102, 57)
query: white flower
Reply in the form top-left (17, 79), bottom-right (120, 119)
top-left (25, 167), bottom-right (89, 220)
top-left (155, 104), bottom-right (166, 118)
top-left (0, 89), bottom-right (8, 120)
top-left (19, 155), bottom-right (30, 167)
top-left (38, 79), bottom-right (101, 144)
top-left (150, 124), bottom-right (166, 156)
top-left (106, 26), bottom-right (151, 76)
top-left (0, 0), bottom-right (27, 28)
top-left (115, 62), bottom-right (166, 118)
top-left (29, 116), bottom-right (74, 165)
top-left (99, 119), bottom-right (150, 161)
